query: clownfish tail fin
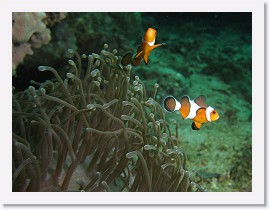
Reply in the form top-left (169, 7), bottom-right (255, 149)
top-left (121, 52), bottom-right (133, 66)
top-left (163, 96), bottom-right (181, 112)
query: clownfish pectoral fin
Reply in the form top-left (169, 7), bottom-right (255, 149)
top-left (151, 43), bottom-right (163, 50)
top-left (163, 96), bottom-right (181, 112)
top-left (194, 95), bottom-right (207, 108)
top-left (192, 121), bottom-right (202, 130)
top-left (121, 52), bottom-right (133, 66)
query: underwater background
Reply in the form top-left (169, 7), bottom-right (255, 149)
top-left (12, 12), bottom-right (252, 192)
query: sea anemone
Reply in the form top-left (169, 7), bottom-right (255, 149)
top-left (12, 44), bottom-right (204, 192)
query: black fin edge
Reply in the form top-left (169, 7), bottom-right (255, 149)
top-left (121, 52), bottom-right (133, 66)
top-left (163, 96), bottom-right (175, 112)
top-left (191, 122), bottom-right (200, 131)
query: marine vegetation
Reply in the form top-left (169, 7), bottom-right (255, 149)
top-left (12, 44), bottom-right (205, 192)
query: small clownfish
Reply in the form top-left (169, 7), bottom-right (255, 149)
top-left (121, 28), bottom-right (164, 66)
top-left (163, 95), bottom-right (219, 130)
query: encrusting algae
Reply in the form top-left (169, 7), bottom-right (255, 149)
top-left (12, 44), bottom-right (205, 192)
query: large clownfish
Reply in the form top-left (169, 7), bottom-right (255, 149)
top-left (163, 95), bottom-right (219, 130)
top-left (122, 28), bottom-right (164, 66)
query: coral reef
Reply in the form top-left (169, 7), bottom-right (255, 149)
top-left (13, 12), bottom-right (142, 91)
top-left (12, 45), bottom-right (204, 192)
top-left (12, 12), bottom-right (66, 74)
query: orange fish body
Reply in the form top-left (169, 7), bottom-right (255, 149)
top-left (122, 28), bottom-right (163, 66)
top-left (163, 95), bottom-right (219, 130)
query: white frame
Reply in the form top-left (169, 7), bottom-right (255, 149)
top-left (0, 0), bottom-right (265, 205)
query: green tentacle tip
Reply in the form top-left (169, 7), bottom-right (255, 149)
top-left (134, 86), bottom-right (140, 92)
top-left (40, 88), bottom-right (46, 95)
top-left (68, 60), bottom-right (75, 66)
top-left (166, 149), bottom-right (174, 155)
top-left (180, 169), bottom-right (186, 174)
top-left (95, 60), bottom-right (101, 66)
top-left (67, 49), bottom-right (74, 54)
top-left (66, 73), bottom-right (74, 79)
top-left (28, 86), bottom-right (36, 96)
top-left (120, 115), bottom-right (128, 120)
top-left (149, 113), bottom-right (155, 119)
top-left (143, 145), bottom-right (157, 151)
top-left (145, 99), bottom-right (154, 106)
top-left (38, 66), bottom-right (49, 72)
top-left (191, 182), bottom-right (196, 188)
top-left (125, 65), bottom-right (132, 71)
top-left (103, 43), bottom-right (108, 49)
top-left (133, 80), bottom-right (138, 86)
top-left (91, 69), bottom-right (100, 77)
top-left (87, 104), bottom-right (93, 109)
top-left (126, 151), bottom-right (138, 159)
top-left (93, 81), bottom-right (100, 86)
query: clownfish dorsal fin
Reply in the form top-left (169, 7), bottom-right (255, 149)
top-left (194, 95), bottom-right (207, 108)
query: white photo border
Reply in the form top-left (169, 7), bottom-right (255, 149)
top-left (1, 0), bottom-right (265, 205)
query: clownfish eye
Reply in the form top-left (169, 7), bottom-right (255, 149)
top-left (212, 111), bottom-right (216, 114)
